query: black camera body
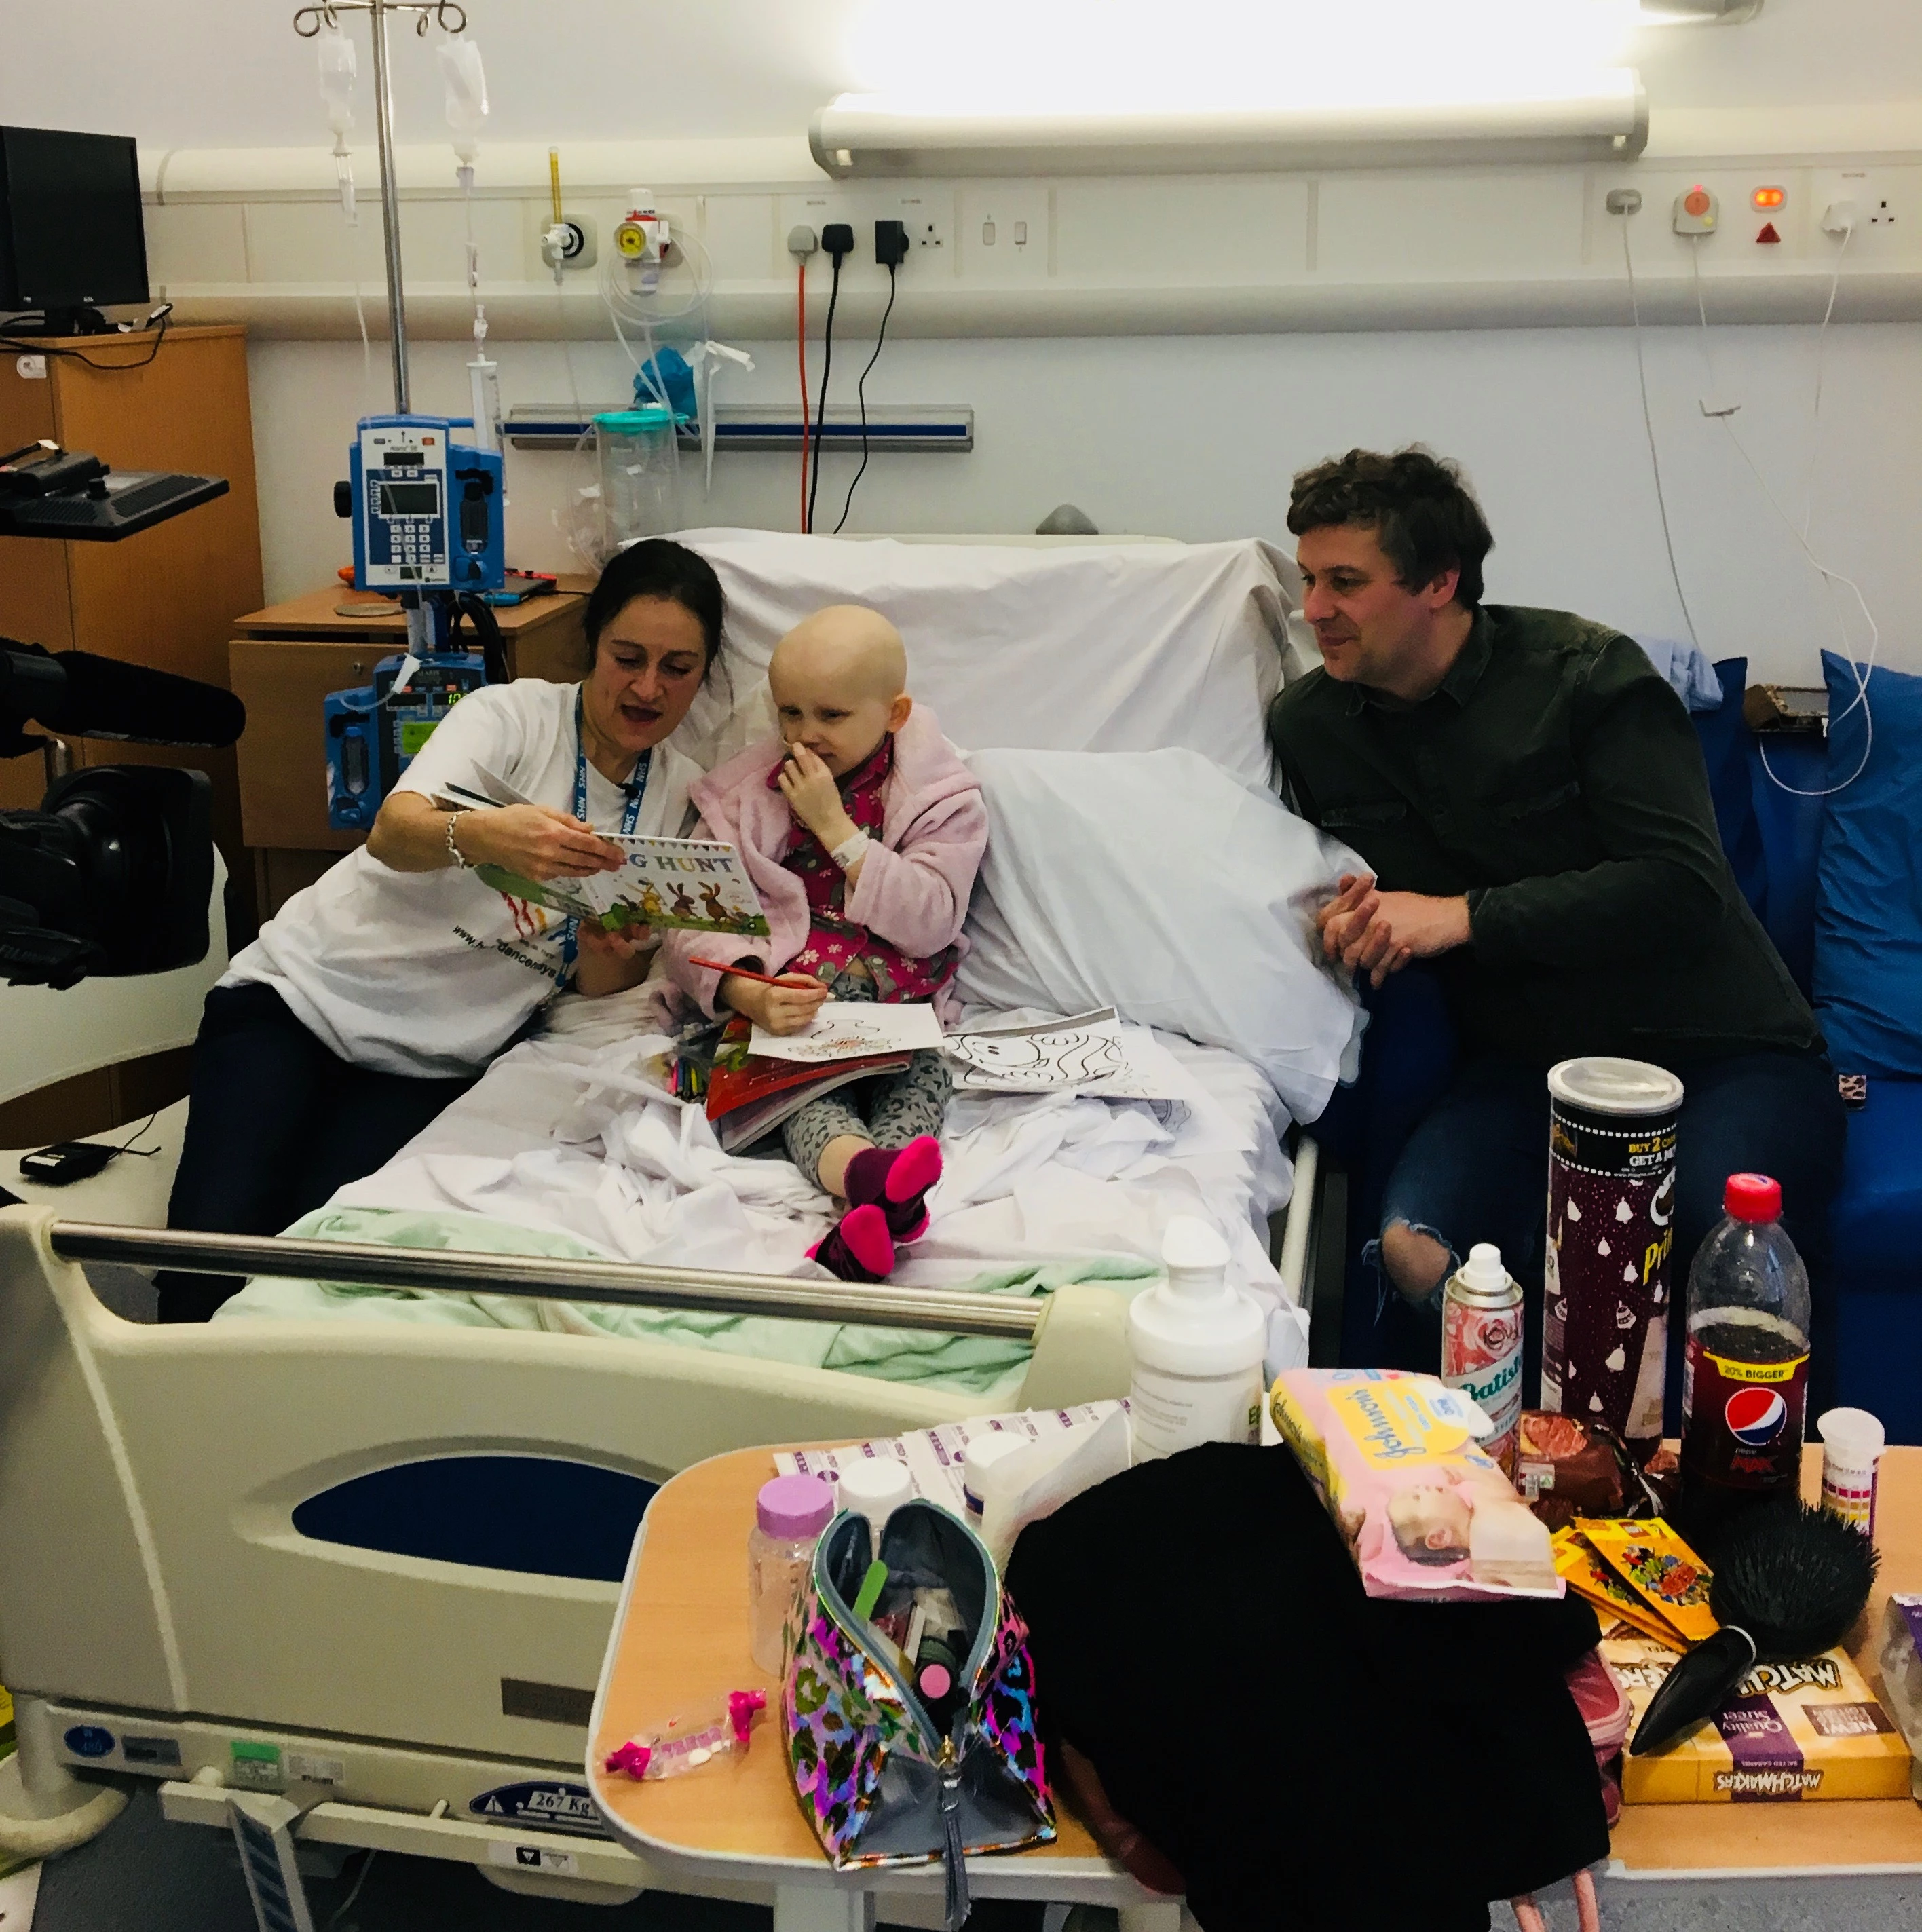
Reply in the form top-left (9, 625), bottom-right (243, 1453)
top-left (0, 765), bottom-right (213, 988)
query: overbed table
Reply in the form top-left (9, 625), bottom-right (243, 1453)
top-left (590, 1442), bottom-right (1922, 1927)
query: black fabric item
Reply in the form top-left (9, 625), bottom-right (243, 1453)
top-left (156, 981), bottom-right (476, 1321)
top-left (1005, 1443), bottom-right (1608, 1932)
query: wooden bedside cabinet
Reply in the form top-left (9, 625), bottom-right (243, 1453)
top-left (229, 582), bottom-right (591, 916)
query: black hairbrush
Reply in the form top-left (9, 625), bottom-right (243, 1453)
top-left (1629, 1502), bottom-right (1879, 1757)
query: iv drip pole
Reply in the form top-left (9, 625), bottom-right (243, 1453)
top-left (295, 1), bottom-right (470, 413)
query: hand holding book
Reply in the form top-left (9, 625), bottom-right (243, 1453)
top-left (451, 803), bottom-right (625, 881)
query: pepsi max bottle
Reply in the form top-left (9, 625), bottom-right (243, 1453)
top-left (1680, 1173), bottom-right (1811, 1548)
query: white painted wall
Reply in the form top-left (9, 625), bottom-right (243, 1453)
top-left (252, 318), bottom-right (1917, 682)
top-left (6, 1), bottom-right (1916, 684)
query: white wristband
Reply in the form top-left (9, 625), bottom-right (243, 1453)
top-left (829, 830), bottom-right (871, 872)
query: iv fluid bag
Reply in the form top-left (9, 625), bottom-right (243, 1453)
top-left (439, 35), bottom-right (489, 162)
top-left (318, 22), bottom-right (356, 137)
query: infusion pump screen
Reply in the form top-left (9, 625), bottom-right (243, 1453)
top-left (377, 480), bottom-right (441, 516)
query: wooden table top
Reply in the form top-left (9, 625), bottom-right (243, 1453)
top-left (588, 1443), bottom-right (1110, 1891)
top-left (231, 579), bottom-right (591, 640)
top-left (590, 1441), bottom-right (1922, 1890)
top-left (1607, 1443), bottom-right (1922, 1878)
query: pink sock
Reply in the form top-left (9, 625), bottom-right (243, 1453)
top-left (808, 1202), bottom-right (896, 1282)
top-left (844, 1137), bottom-right (943, 1243)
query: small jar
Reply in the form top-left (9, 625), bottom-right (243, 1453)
top-left (837, 1457), bottom-right (913, 1546)
top-left (748, 1474), bottom-right (835, 1674)
top-left (960, 1434), bottom-right (1025, 1518)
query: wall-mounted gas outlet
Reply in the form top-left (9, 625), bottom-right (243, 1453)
top-left (538, 212), bottom-right (597, 274)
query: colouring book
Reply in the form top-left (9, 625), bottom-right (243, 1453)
top-left (473, 838), bottom-right (770, 938)
top-left (749, 1001), bottom-right (946, 1064)
top-left (941, 1010), bottom-right (1188, 1101)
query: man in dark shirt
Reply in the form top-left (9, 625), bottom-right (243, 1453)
top-left (1268, 447), bottom-right (1844, 1380)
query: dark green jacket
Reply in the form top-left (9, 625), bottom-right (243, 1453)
top-left (1266, 604), bottom-right (1820, 1070)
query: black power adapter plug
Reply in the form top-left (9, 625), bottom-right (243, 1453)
top-left (821, 222), bottom-right (855, 263)
top-left (875, 219), bottom-right (909, 268)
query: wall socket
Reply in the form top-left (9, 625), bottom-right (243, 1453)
top-left (1813, 168), bottom-right (1901, 249)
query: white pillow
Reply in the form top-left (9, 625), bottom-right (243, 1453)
top-left (958, 749), bottom-right (1365, 1123)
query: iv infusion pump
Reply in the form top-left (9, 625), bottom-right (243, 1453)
top-left (325, 413), bottom-right (507, 831)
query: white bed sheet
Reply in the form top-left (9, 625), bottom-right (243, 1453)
top-left (303, 993), bottom-right (1295, 1316)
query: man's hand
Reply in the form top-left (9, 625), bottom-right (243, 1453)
top-left (776, 745), bottom-right (856, 849)
top-left (720, 971), bottom-right (829, 1036)
top-left (459, 805), bottom-right (624, 882)
top-left (1339, 890), bottom-right (1473, 988)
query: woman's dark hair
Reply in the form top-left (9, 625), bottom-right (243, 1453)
top-left (1286, 446), bottom-right (1494, 609)
top-left (584, 539), bottom-right (726, 682)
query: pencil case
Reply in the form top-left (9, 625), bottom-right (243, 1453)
top-left (780, 1500), bottom-right (1055, 1931)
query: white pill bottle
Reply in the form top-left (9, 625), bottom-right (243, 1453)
top-left (1127, 1216), bottom-right (1267, 1460)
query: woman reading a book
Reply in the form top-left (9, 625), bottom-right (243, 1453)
top-left (155, 541), bottom-right (728, 1321)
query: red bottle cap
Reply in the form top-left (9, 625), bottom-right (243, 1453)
top-left (1724, 1173), bottom-right (1782, 1223)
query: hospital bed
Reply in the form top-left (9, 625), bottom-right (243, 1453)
top-left (0, 532), bottom-right (1338, 1903)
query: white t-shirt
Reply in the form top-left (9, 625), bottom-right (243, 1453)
top-left (225, 679), bottom-right (700, 1077)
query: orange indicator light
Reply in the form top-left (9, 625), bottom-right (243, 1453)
top-left (1752, 186), bottom-right (1786, 210)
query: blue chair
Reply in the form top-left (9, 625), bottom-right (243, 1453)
top-left (1322, 659), bottom-right (1922, 1442)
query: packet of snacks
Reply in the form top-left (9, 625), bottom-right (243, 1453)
top-left (1270, 1369), bottom-right (1560, 1602)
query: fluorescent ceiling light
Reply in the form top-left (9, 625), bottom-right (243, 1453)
top-left (1638, 1), bottom-right (1763, 19)
top-left (812, 75), bottom-right (1649, 179)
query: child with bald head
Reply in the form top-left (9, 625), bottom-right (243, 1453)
top-left (662, 605), bottom-right (987, 1282)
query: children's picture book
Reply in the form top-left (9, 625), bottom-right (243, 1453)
top-left (703, 1018), bottom-right (913, 1152)
top-left (434, 765), bottom-right (770, 937)
top-left (749, 1001), bottom-right (946, 1064)
top-left (465, 839), bottom-right (769, 938)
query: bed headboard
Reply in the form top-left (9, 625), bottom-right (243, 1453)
top-left (665, 529), bottom-right (1311, 787)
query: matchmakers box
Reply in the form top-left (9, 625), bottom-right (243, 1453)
top-left (1604, 1633), bottom-right (1912, 1803)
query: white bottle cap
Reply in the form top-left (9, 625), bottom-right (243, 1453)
top-left (960, 1433), bottom-right (1025, 1512)
top-left (1161, 1215), bottom-right (1231, 1291)
top-left (835, 1456), bottom-right (912, 1520)
top-left (1816, 1407), bottom-right (1886, 1466)
top-left (1457, 1243), bottom-right (1509, 1294)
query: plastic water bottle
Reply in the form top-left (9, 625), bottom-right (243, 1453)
top-left (747, 1474), bottom-right (834, 1674)
top-left (1127, 1217), bottom-right (1267, 1461)
top-left (1680, 1173), bottom-right (1812, 1546)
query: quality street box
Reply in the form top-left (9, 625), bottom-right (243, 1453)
top-left (1606, 1633), bottom-right (1912, 1803)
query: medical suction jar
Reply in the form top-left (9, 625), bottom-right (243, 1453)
top-left (594, 406), bottom-right (679, 548)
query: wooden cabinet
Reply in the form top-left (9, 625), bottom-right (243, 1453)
top-left (0, 324), bottom-right (263, 851)
top-left (229, 582), bottom-right (590, 915)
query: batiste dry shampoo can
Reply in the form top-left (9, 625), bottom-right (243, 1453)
top-left (1442, 1243), bottom-right (1525, 1473)
top-left (1543, 1057), bottom-right (1685, 1456)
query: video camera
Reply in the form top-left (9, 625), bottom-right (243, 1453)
top-left (0, 641), bottom-right (245, 989)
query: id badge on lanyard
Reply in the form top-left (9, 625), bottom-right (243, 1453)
top-left (560, 689), bottom-right (647, 984)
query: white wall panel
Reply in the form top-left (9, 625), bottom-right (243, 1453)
top-left (1317, 172), bottom-right (1589, 279)
top-left (1054, 180), bottom-right (1311, 282)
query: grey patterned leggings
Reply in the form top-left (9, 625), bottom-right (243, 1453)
top-left (779, 978), bottom-right (950, 1191)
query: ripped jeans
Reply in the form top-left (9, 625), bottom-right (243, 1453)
top-left (1368, 1048), bottom-right (1846, 1422)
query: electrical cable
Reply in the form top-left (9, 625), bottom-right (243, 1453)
top-left (1687, 230), bottom-right (1879, 798)
top-left (111, 1110), bottom-right (162, 1159)
top-left (325, 1848), bottom-right (379, 1930)
top-left (808, 251), bottom-right (844, 536)
top-left (1617, 218), bottom-right (1703, 653)
top-left (1801, 219), bottom-right (1851, 540)
top-left (0, 307), bottom-right (171, 370)
top-left (834, 263), bottom-right (899, 536)
top-left (797, 258), bottom-right (810, 533)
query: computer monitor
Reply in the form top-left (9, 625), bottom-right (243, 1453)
top-left (0, 126), bottom-right (148, 337)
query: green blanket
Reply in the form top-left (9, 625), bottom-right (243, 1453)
top-left (217, 1205), bottom-right (1155, 1405)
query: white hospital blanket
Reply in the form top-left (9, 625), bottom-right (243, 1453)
top-left (235, 998), bottom-right (1294, 1306)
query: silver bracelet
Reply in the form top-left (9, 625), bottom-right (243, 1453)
top-left (445, 810), bottom-right (472, 869)
top-left (829, 829), bottom-right (871, 871)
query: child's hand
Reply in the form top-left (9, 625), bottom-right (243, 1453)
top-left (721, 971), bottom-right (828, 1035)
top-left (578, 919), bottom-right (652, 960)
top-left (777, 744), bottom-right (857, 848)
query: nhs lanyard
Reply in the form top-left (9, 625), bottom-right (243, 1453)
top-left (559, 688), bottom-right (647, 981)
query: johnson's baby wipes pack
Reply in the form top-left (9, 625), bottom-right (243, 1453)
top-left (1271, 1369), bottom-right (1561, 1602)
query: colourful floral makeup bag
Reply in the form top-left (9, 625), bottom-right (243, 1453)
top-left (781, 1500), bottom-right (1055, 1930)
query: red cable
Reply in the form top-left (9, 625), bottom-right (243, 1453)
top-left (797, 259), bottom-right (810, 533)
